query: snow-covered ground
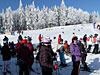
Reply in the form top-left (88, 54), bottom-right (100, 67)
top-left (0, 23), bottom-right (100, 75)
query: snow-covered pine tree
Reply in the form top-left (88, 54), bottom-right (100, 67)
top-left (59, 0), bottom-right (67, 26)
top-left (4, 7), bottom-right (13, 32)
top-left (48, 5), bottom-right (58, 27)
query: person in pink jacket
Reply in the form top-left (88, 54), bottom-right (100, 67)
top-left (27, 37), bottom-right (34, 71)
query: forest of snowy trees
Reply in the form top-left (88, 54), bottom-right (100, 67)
top-left (0, 0), bottom-right (100, 32)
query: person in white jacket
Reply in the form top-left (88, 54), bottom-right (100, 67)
top-left (87, 35), bottom-right (93, 53)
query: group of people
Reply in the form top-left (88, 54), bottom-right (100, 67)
top-left (83, 34), bottom-right (100, 54)
top-left (0, 33), bottom-right (100, 75)
top-left (56, 33), bottom-right (100, 75)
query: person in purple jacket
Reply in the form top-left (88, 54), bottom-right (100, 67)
top-left (70, 36), bottom-right (81, 75)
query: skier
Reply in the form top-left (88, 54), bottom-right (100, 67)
top-left (17, 40), bottom-right (32, 75)
top-left (78, 38), bottom-right (90, 72)
top-left (87, 35), bottom-right (93, 53)
top-left (93, 34), bottom-right (99, 54)
top-left (64, 40), bottom-right (69, 52)
top-left (58, 34), bottom-right (62, 44)
top-left (18, 35), bottom-right (23, 41)
top-left (1, 40), bottom-right (11, 74)
top-left (26, 37), bottom-right (34, 71)
top-left (39, 38), bottom-right (58, 75)
top-left (38, 34), bottom-right (42, 51)
top-left (56, 39), bottom-right (67, 67)
top-left (70, 36), bottom-right (81, 75)
top-left (93, 22), bottom-right (96, 29)
top-left (38, 34), bottom-right (42, 43)
top-left (83, 34), bottom-right (87, 48)
top-left (9, 41), bottom-right (16, 57)
top-left (15, 36), bottom-right (23, 51)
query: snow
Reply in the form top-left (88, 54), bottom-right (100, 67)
top-left (0, 23), bottom-right (100, 75)
top-left (1, 0), bottom-right (100, 31)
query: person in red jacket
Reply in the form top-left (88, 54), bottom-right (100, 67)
top-left (38, 34), bottom-right (42, 43)
top-left (64, 40), bottom-right (69, 52)
top-left (58, 34), bottom-right (61, 44)
top-left (17, 40), bottom-right (32, 75)
top-left (15, 39), bottom-right (22, 51)
top-left (15, 35), bottom-right (23, 51)
top-left (27, 37), bottom-right (34, 71)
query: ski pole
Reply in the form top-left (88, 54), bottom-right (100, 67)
top-left (78, 64), bottom-right (80, 75)
top-left (54, 61), bottom-right (57, 75)
top-left (82, 66), bottom-right (84, 75)
top-left (55, 59), bottom-right (60, 75)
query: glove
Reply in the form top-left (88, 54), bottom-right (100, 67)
top-left (54, 64), bottom-right (58, 70)
top-left (56, 49), bottom-right (60, 52)
top-left (53, 57), bottom-right (57, 61)
top-left (54, 53), bottom-right (57, 56)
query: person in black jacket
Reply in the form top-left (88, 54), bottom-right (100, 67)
top-left (39, 38), bottom-right (57, 75)
top-left (83, 34), bottom-right (87, 48)
top-left (1, 41), bottom-right (11, 73)
top-left (78, 38), bottom-right (90, 72)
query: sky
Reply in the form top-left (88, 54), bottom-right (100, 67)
top-left (0, 0), bottom-right (100, 14)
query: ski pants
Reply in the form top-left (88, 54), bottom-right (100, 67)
top-left (3, 60), bottom-right (10, 72)
top-left (93, 44), bottom-right (99, 54)
top-left (87, 45), bottom-right (92, 52)
top-left (71, 61), bottom-right (80, 75)
top-left (19, 64), bottom-right (29, 75)
top-left (59, 52), bottom-right (65, 64)
top-left (81, 55), bottom-right (88, 69)
top-left (42, 66), bottom-right (52, 75)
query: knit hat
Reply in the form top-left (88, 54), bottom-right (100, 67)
top-left (72, 36), bottom-right (78, 40)
top-left (60, 39), bottom-right (63, 42)
top-left (42, 38), bottom-right (50, 43)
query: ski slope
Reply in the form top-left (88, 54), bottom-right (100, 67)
top-left (0, 23), bottom-right (100, 75)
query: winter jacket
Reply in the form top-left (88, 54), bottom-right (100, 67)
top-left (27, 43), bottom-right (34, 52)
top-left (38, 35), bottom-right (42, 42)
top-left (58, 35), bottom-right (61, 44)
top-left (1, 45), bottom-right (11, 61)
top-left (83, 36), bottom-right (87, 43)
top-left (39, 45), bottom-right (54, 69)
top-left (64, 43), bottom-right (69, 52)
top-left (17, 45), bottom-right (32, 65)
top-left (93, 37), bottom-right (99, 44)
top-left (27, 43), bottom-right (34, 63)
top-left (87, 37), bottom-right (93, 45)
top-left (70, 43), bottom-right (81, 62)
top-left (15, 42), bottom-right (22, 51)
top-left (56, 44), bottom-right (65, 52)
top-left (3, 36), bottom-right (9, 42)
top-left (78, 41), bottom-right (87, 57)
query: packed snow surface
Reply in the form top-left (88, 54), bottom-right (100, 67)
top-left (0, 23), bottom-right (100, 75)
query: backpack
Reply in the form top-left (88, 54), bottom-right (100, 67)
top-left (57, 45), bottom-right (65, 52)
